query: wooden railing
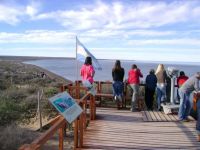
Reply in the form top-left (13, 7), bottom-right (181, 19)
top-left (19, 80), bottom-right (145, 150)
top-left (71, 80), bottom-right (146, 108)
top-left (19, 84), bottom-right (96, 150)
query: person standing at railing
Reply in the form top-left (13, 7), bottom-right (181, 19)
top-left (194, 92), bottom-right (200, 142)
top-left (155, 64), bottom-right (167, 111)
top-left (112, 60), bottom-right (125, 108)
top-left (80, 56), bottom-right (96, 95)
top-left (177, 71), bottom-right (189, 101)
top-left (127, 64), bottom-right (143, 112)
top-left (145, 69), bottom-right (157, 110)
top-left (178, 72), bottom-right (200, 122)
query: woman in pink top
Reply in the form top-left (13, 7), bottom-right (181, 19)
top-left (80, 56), bottom-right (96, 95)
top-left (127, 64), bottom-right (143, 112)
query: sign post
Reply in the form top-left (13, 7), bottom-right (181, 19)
top-left (49, 92), bottom-right (83, 123)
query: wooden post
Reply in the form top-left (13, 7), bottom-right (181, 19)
top-left (99, 82), bottom-right (102, 106)
top-left (60, 85), bottom-right (64, 92)
top-left (74, 119), bottom-right (78, 148)
top-left (124, 82), bottom-right (128, 108)
top-left (59, 125), bottom-right (64, 150)
top-left (92, 95), bottom-right (96, 120)
top-left (89, 95), bottom-right (93, 120)
top-left (83, 112), bottom-right (87, 130)
top-left (79, 113), bottom-right (83, 147)
top-left (75, 81), bottom-right (80, 99)
top-left (37, 91), bottom-right (42, 132)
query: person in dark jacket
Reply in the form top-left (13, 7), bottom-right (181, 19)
top-left (112, 60), bottom-right (125, 108)
top-left (145, 69), bottom-right (157, 110)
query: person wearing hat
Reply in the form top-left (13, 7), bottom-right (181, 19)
top-left (178, 72), bottom-right (200, 123)
top-left (145, 69), bottom-right (157, 110)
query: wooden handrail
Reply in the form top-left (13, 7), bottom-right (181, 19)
top-left (19, 116), bottom-right (66, 150)
top-left (19, 90), bottom-right (96, 150)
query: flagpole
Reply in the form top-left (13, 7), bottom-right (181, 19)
top-left (76, 36), bottom-right (79, 84)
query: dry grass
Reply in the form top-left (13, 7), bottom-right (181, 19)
top-left (0, 124), bottom-right (39, 150)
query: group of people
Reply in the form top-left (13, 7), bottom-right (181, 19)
top-left (80, 56), bottom-right (200, 142)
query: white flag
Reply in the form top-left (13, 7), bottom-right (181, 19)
top-left (76, 37), bottom-right (102, 70)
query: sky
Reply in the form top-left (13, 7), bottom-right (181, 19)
top-left (0, 0), bottom-right (200, 63)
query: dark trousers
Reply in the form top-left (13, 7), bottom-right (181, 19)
top-left (145, 87), bottom-right (155, 110)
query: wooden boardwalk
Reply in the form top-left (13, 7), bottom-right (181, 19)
top-left (80, 108), bottom-right (200, 150)
top-left (141, 110), bottom-right (195, 122)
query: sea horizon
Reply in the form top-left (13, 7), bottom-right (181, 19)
top-left (21, 57), bottom-right (200, 82)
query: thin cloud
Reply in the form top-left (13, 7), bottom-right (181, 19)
top-left (0, 30), bottom-right (75, 44)
top-left (127, 38), bottom-right (200, 46)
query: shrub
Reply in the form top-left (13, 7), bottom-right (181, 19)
top-left (44, 87), bottom-right (58, 97)
top-left (0, 79), bottom-right (7, 90)
top-left (0, 98), bottom-right (21, 125)
top-left (0, 124), bottom-right (38, 150)
top-left (26, 86), bottom-right (38, 94)
top-left (4, 88), bottom-right (27, 101)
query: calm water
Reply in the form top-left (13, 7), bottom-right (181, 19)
top-left (24, 58), bottom-right (200, 82)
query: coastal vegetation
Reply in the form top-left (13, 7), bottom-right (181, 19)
top-left (0, 59), bottom-right (70, 150)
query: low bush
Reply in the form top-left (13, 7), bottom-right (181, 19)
top-left (0, 98), bottom-right (21, 125)
top-left (0, 124), bottom-right (38, 150)
top-left (4, 88), bottom-right (27, 101)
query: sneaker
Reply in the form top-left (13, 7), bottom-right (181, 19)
top-left (179, 118), bottom-right (190, 122)
top-left (130, 108), bottom-right (137, 112)
top-left (114, 96), bottom-right (117, 101)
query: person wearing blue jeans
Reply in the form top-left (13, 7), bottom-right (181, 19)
top-left (155, 64), bottom-right (167, 111)
top-left (178, 72), bottom-right (200, 121)
top-left (112, 60), bottom-right (125, 108)
top-left (178, 90), bottom-right (191, 120)
top-left (113, 81), bottom-right (124, 101)
top-left (197, 99), bottom-right (200, 141)
top-left (156, 84), bottom-right (166, 110)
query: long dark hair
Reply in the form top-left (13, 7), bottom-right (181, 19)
top-left (84, 56), bottom-right (92, 65)
top-left (132, 64), bottom-right (137, 69)
top-left (113, 60), bottom-right (122, 71)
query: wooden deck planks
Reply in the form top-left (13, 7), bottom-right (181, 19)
top-left (142, 110), bottom-right (195, 122)
top-left (80, 108), bottom-right (199, 150)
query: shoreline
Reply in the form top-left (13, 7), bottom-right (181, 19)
top-left (0, 56), bottom-right (73, 84)
top-left (25, 63), bottom-right (73, 84)
top-left (1, 55), bottom-right (200, 66)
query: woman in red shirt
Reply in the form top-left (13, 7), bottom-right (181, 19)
top-left (127, 64), bottom-right (143, 111)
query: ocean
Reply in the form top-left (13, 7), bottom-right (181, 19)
top-left (24, 58), bottom-right (200, 82)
